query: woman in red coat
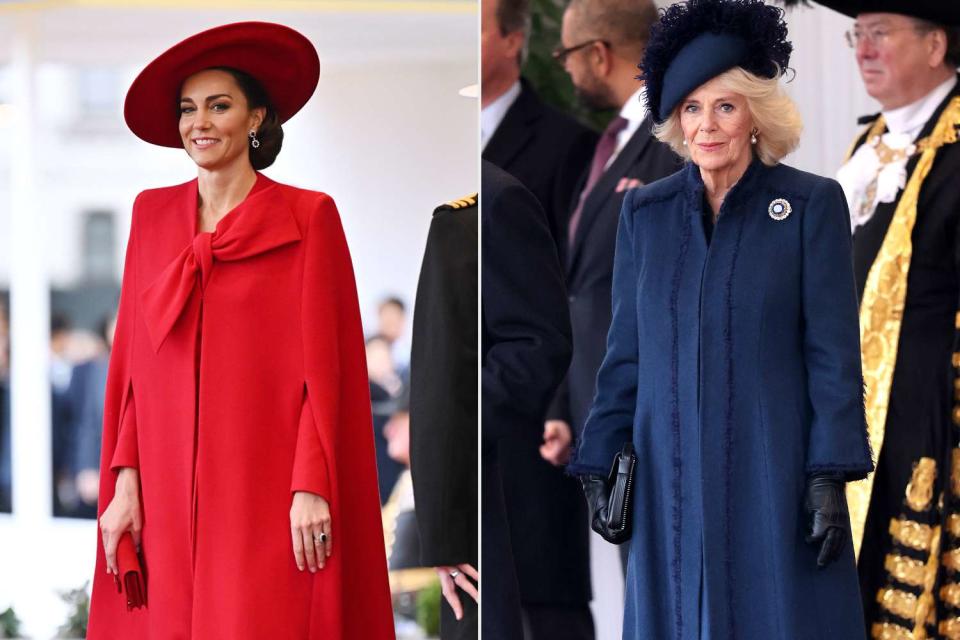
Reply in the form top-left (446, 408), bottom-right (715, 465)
top-left (86, 22), bottom-right (395, 639)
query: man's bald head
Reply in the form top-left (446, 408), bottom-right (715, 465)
top-left (566, 0), bottom-right (659, 63)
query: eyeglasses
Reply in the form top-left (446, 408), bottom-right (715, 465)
top-left (552, 39), bottom-right (609, 64)
top-left (844, 26), bottom-right (919, 48)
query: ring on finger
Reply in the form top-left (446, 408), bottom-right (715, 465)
top-left (449, 569), bottom-right (461, 578)
top-left (313, 532), bottom-right (327, 543)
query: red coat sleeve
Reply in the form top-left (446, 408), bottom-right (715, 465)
top-left (88, 194), bottom-right (143, 636)
top-left (290, 389), bottom-right (331, 499)
top-left (98, 193), bottom-right (141, 490)
top-left (109, 390), bottom-right (139, 471)
top-left (299, 194), bottom-right (395, 639)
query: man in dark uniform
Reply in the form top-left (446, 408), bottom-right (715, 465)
top-left (482, 160), bottom-right (573, 640)
top-left (481, 0), bottom-right (597, 263)
top-left (543, 0), bottom-right (680, 573)
top-left (806, 1), bottom-right (960, 636)
top-left (409, 193), bottom-right (478, 640)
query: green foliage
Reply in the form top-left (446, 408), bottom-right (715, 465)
top-left (0, 607), bottom-right (23, 639)
top-left (416, 581), bottom-right (442, 637)
top-left (55, 582), bottom-right (89, 639)
top-left (524, 0), bottom-right (613, 131)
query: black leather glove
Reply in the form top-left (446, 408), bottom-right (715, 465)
top-left (804, 472), bottom-right (848, 568)
top-left (581, 475), bottom-right (616, 541)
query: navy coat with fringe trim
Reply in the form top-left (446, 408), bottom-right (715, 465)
top-left (569, 159), bottom-right (873, 640)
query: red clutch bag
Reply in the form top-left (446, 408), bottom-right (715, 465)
top-left (113, 532), bottom-right (146, 610)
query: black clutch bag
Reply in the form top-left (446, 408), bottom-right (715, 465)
top-left (601, 442), bottom-right (636, 545)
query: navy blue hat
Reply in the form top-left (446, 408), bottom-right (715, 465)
top-left (640, 0), bottom-right (793, 123)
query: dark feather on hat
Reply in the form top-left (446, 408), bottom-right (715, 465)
top-left (774, 0), bottom-right (811, 6)
top-left (640, 0), bottom-right (793, 120)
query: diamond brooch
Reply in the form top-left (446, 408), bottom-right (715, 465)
top-left (768, 198), bottom-right (791, 221)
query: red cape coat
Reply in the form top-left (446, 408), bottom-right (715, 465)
top-left (87, 173), bottom-right (395, 639)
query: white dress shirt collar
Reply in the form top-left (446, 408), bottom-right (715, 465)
top-left (481, 80), bottom-right (522, 150)
top-left (607, 86), bottom-right (649, 169)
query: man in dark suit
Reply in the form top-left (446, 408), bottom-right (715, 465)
top-left (409, 193), bottom-right (479, 640)
top-left (482, 160), bottom-right (572, 640)
top-left (482, 2), bottom-right (598, 636)
top-left (543, 0), bottom-right (681, 571)
top-left (481, 0), bottom-right (597, 264)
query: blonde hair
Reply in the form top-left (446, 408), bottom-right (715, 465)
top-left (652, 66), bottom-right (802, 166)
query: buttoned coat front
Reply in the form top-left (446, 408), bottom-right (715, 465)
top-left (570, 160), bottom-right (873, 640)
top-left (86, 173), bottom-right (394, 640)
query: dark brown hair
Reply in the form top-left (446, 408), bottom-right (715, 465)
top-left (211, 66), bottom-right (284, 170)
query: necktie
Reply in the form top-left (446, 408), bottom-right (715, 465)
top-left (568, 115), bottom-right (629, 247)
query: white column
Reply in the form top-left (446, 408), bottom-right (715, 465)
top-left (9, 12), bottom-right (49, 526)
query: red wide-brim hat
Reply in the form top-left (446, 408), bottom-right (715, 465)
top-left (124, 22), bottom-right (320, 148)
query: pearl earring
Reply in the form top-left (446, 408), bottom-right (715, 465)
top-left (682, 139), bottom-right (687, 146)
top-left (750, 129), bottom-right (758, 145)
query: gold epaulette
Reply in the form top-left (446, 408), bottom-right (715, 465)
top-left (436, 193), bottom-right (477, 212)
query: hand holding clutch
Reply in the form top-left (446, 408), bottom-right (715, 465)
top-left (580, 442), bottom-right (636, 545)
top-left (804, 472), bottom-right (848, 568)
top-left (113, 532), bottom-right (146, 610)
top-left (581, 475), bottom-right (615, 539)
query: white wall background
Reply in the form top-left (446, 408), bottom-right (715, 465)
top-left (0, 2), bottom-right (477, 638)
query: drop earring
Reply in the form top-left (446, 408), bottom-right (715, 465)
top-left (249, 130), bottom-right (261, 149)
top-left (750, 129), bottom-right (758, 145)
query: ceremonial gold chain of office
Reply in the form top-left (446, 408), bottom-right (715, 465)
top-left (857, 134), bottom-right (918, 224)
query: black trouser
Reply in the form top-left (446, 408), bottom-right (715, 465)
top-left (521, 603), bottom-right (595, 640)
top-left (481, 442), bottom-right (524, 640)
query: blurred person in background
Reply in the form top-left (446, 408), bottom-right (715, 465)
top-left (380, 390), bottom-right (438, 635)
top-left (410, 193), bottom-right (479, 640)
top-left (0, 299), bottom-right (10, 513)
top-left (367, 333), bottom-right (406, 505)
top-left (377, 296), bottom-right (410, 375)
top-left (367, 332), bottom-right (405, 398)
top-left (88, 22), bottom-right (393, 639)
top-left (790, 0), bottom-right (960, 636)
top-left (480, 0), bottom-right (597, 263)
top-left (481, 162), bottom-right (571, 640)
top-left (69, 312), bottom-right (117, 519)
top-left (546, 0), bottom-right (680, 576)
top-left (382, 392), bottom-right (422, 571)
top-left (50, 312), bottom-right (78, 516)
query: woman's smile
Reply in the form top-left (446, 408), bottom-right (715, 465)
top-left (696, 141), bottom-right (725, 151)
top-left (191, 136), bottom-right (220, 149)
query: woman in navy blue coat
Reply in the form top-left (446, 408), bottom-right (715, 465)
top-left (568, 2), bottom-right (873, 638)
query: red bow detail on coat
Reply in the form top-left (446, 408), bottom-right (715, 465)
top-left (140, 185), bottom-right (303, 353)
